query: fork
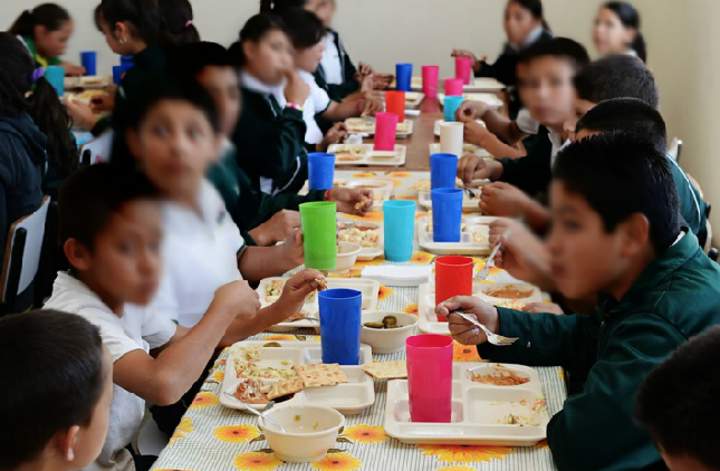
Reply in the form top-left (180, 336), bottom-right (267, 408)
top-left (456, 312), bottom-right (519, 346)
top-left (476, 229), bottom-right (510, 281)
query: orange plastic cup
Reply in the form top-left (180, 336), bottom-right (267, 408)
top-left (435, 256), bottom-right (474, 321)
top-left (385, 90), bottom-right (406, 122)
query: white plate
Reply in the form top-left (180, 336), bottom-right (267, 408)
top-left (438, 92), bottom-right (504, 109)
top-left (337, 218), bottom-right (383, 260)
top-left (404, 91), bottom-right (423, 108)
top-left (329, 144), bottom-right (407, 167)
top-left (344, 118), bottom-right (414, 138)
top-left (221, 342), bottom-right (374, 415)
top-left (384, 378), bottom-right (548, 446)
top-left (418, 189), bottom-right (482, 212)
top-left (417, 215), bottom-right (495, 256)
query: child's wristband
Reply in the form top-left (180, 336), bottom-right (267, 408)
top-left (286, 102), bottom-right (304, 112)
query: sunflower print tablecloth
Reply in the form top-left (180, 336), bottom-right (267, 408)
top-left (152, 287), bottom-right (566, 471)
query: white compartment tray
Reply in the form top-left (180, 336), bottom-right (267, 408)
top-left (417, 215), bottom-right (495, 255)
top-left (329, 143), bottom-right (407, 167)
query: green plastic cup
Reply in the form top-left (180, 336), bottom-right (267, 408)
top-left (300, 201), bottom-right (337, 270)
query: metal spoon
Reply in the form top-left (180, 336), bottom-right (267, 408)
top-left (476, 229), bottom-right (510, 281)
top-left (456, 312), bottom-right (518, 346)
top-left (244, 401), bottom-right (287, 433)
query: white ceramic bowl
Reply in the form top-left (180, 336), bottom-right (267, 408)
top-left (334, 242), bottom-right (361, 271)
top-left (260, 405), bottom-right (345, 463)
top-left (361, 312), bottom-right (418, 354)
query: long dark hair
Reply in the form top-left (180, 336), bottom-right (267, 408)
top-left (0, 32), bottom-right (77, 178)
top-left (231, 13), bottom-right (287, 67)
top-left (602, 1), bottom-right (646, 62)
top-left (159, 0), bottom-right (200, 44)
top-left (95, 0), bottom-right (170, 47)
top-left (259, 0), bottom-right (307, 13)
top-left (9, 3), bottom-right (71, 38)
top-left (510, 0), bottom-right (551, 33)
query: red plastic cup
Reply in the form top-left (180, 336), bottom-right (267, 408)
top-left (406, 335), bottom-right (453, 423)
top-left (421, 65), bottom-right (440, 98)
top-left (374, 112), bottom-right (398, 151)
top-left (435, 256), bottom-right (474, 320)
top-left (455, 56), bottom-right (474, 85)
top-left (385, 90), bottom-right (406, 122)
top-left (444, 78), bottom-right (464, 97)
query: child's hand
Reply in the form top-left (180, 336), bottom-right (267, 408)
top-left (63, 63), bottom-right (86, 77)
top-left (321, 123), bottom-right (348, 150)
top-left (372, 74), bottom-right (394, 90)
top-left (463, 121), bottom-right (492, 147)
top-left (451, 49), bottom-right (487, 71)
top-left (65, 99), bottom-right (100, 131)
top-left (279, 229), bottom-right (304, 268)
top-left (436, 296), bottom-right (499, 345)
top-left (328, 187), bottom-right (373, 215)
top-left (457, 100), bottom-right (489, 122)
top-left (275, 269), bottom-right (326, 317)
top-left (284, 69), bottom-right (310, 105)
top-left (248, 210), bottom-right (300, 246)
top-left (457, 154), bottom-right (503, 184)
top-left (90, 92), bottom-right (115, 113)
top-left (479, 182), bottom-right (532, 217)
top-left (359, 93), bottom-right (383, 117)
top-left (210, 280), bottom-right (261, 321)
top-left (489, 219), bottom-right (552, 288)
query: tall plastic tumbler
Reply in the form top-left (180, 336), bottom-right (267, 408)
top-left (444, 96), bottom-right (465, 122)
top-left (44, 66), bottom-right (65, 96)
top-left (435, 256), bottom-right (474, 320)
top-left (308, 152), bottom-right (336, 190)
top-left (80, 51), bottom-right (97, 76)
top-left (431, 188), bottom-right (463, 243)
top-left (396, 63), bottom-right (413, 91)
top-left (385, 90), bottom-right (406, 122)
top-left (455, 56), bottom-right (474, 85)
top-left (374, 112), bottom-right (398, 151)
top-left (430, 153), bottom-right (458, 190)
top-left (299, 202), bottom-right (337, 270)
top-left (319, 289), bottom-right (362, 365)
top-left (444, 78), bottom-right (464, 97)
top-left (383, 200), bottom-right (416, 262)
top-left (421, 65), bottom-right (440, 98)
top-left (406, 335), bottom-right (453, 422)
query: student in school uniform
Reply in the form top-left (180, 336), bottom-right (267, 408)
top-left (636, 326), bottom-right (720, 471)
top-left (9, 3), bottom-right (85, 75)
top-left (0, 311), bottom-right (113, 471)
top-left (170, 41), bottom-right (372, 245)
top-left (158, 0), bottom-right (200, 45)
top-left (440, 133), bottom-right (720, 471)
top-left (593, 1), bottom-right (647, 62)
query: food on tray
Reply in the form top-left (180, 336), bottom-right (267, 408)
top-left (469, 365), bottom-right (530, 386)
top-left (470, 226), bottom-right (489, 245)
top-left (263, 278), bottom-right (323, 304)
top-left (345, 118), bottom-right (375, 133)
top-left (485, 285), bottom-right (534, 299)
top-left (361, 360), bottom-right (407, 379)
top-left (230, 346), bottom-right (301, 404)
top-left (337, 222), bottom-right (380, 248)
top-left (396, 121), bottom-right (411, 134)
top-left (354, 196), bottom-right (373, 211)
top-left (496, 399), bottom-right (547, 426)
top-left (294, 363), bottom-right (348, 388)
top-left (315, 277), bottom-right (328, 291)
top-left (66, 89), bottom-right (106, 106)
top-left (333, 144), bottom-right (367, 162)
top-left (364, 315), bottom-right (399, 329)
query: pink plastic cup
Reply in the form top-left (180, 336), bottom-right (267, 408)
top-left (421, 65), bottom-right (440, 98)
top-left (444, 78), bottom-right (464, 97)
top-left (374, 112), bottom-right (398, 151)
top-left (406, 334), bottom-right (453, 422)
top-left (455, 56), bottom-right (474, 85)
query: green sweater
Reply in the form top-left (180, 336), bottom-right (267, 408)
top-left (477, 231), bottom-right (720, 471)
top-left (207, 144), bottom-right (324, 245)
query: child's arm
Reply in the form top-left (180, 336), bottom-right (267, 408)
top-left (479, 182), bottom-right (551, 232)
top-left (62, 61), bottom-right (86, 77)
top-left (464, 122), bottom-right (526, 159)
top-left (238, 230), bottom-right (304, 283)
top-left (489, 219), bottom-right (555, 291)
top-left (220, 269), bottom-right (324, 346)
top-left (457, 101), bottom-right (527, 145)
top-left (113, 280), bottom-right (259, 406)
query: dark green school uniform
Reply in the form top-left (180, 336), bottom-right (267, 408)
top-left (207, 144), bottom-right (324, 245)
top-left (313, 29), bottom-right (360, 102)
top-left (232, 87), bottom-right (308, 196)
top-left (476, 231), bottom-right (720, 471)
top-left (667, 158), bottom-right (709, 246)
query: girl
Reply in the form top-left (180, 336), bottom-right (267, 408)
top-left (593, 1), bottom-right (646, 62)
top-left (231, 13), bottom-right (310, 196)
top-left (452, 0), bottom-right (552, 116)
top-left (158, 0), bottom-right (201, 45)
top-left (9, 3), bottom-right (85, 76)
top-left (0, 32), bottom-right (77, 198)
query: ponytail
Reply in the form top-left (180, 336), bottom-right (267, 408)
top-left (9, 3), bottom-right (71, 38)
top-left (603, 1), bottom-right (646, 62)
top-left (158, 0), bottom-right (200, 45)
top-left (235, 13), bottom-right (287, 67)
top-left (258, 0), bottom-right (308, 13)
top-left (511, 0), bottom-right (551, 33)
top-left (96, 0), bottom-right (172, 47)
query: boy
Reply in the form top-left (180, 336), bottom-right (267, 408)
top-left (439, 133), bottom-right (720, 470)
top-left (171, 41), bottom-right (372, 246)
top-left (0, 310), bottom-right (112, 471)
top-left (636, 326), bottom-right (720, 471)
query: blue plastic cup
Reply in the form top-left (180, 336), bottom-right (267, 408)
top-left (444, 95), bottom-right (465, 122)
top-left (44, 66), bottom-right (65, 96)
top-left (80, 51), bottom-right (97, 76)
top-left (396, 63), bottom-right (413, 92)
top-left (308, 152), bottom-right (336, 190)
top-left (112, 65), bottom-right (123, 85)
top-left (430, 153), bottom-right (458, 190)
top-left (319, 289), bottom-right (362, 365)
top-left (383, 200), bottom-right (416, 262)
top-left (431, 188), bottom-right (463, 242)
top-left (120, 55), bottom-right (134, 67)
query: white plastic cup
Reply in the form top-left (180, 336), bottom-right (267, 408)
top-left (440, 122), bottom-right (464, 157)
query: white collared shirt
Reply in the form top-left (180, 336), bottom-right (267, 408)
top-left (240, 70), bottom-right (287, 111)
top-left (548, 129), bottom-right (570, 168)
top-left (320, 32), bottom-right (343, 85)
top-left (143, 179), bottom-right (245, 328)
top-left (510, 25), bottom-right (545, 51)
top-left (298, 69), bottom-right (331, 145)
top-left (515, 108), bottom-right (540, 135)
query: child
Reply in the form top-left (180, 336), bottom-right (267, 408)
top-left (453, 0), bottom-right (552, 116)
top-left (439, 133), bottom-right (720, 471)
top-left (158, 0), bottom-right (200, 45)
top-left (9, 3), bottom-right (85, 75)
top-left (173, 41), bottom-right (371, 245)
top-left (636, 326), bottom-right (720, 471)
top-left (231, 13), bottom-right (310, 195)
top-left (593, 1), bottom-right (646, 62)
top-left (0, 310), bottom-right (113, 471)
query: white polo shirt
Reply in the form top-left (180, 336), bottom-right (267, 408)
top-left (44, 272), bottom-right (176, 471)
top-left (320, 32), bottom-right (343, 85)
top-left (299, 69), bottom-right (331, 145)
top-left (143, 179), bottom-right (246, 328)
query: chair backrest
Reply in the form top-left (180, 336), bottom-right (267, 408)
top-left (0, 196), bottom-right (51, 307)
top-left (668, 137), bottom-right (683, 163)
top-left (79, 130), bottom-right (114, 165)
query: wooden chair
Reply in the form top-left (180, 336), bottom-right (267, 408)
top-left (0, 197), bottom-right (51, 315)
top-left (668, 137), bottom-right (683, 163)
